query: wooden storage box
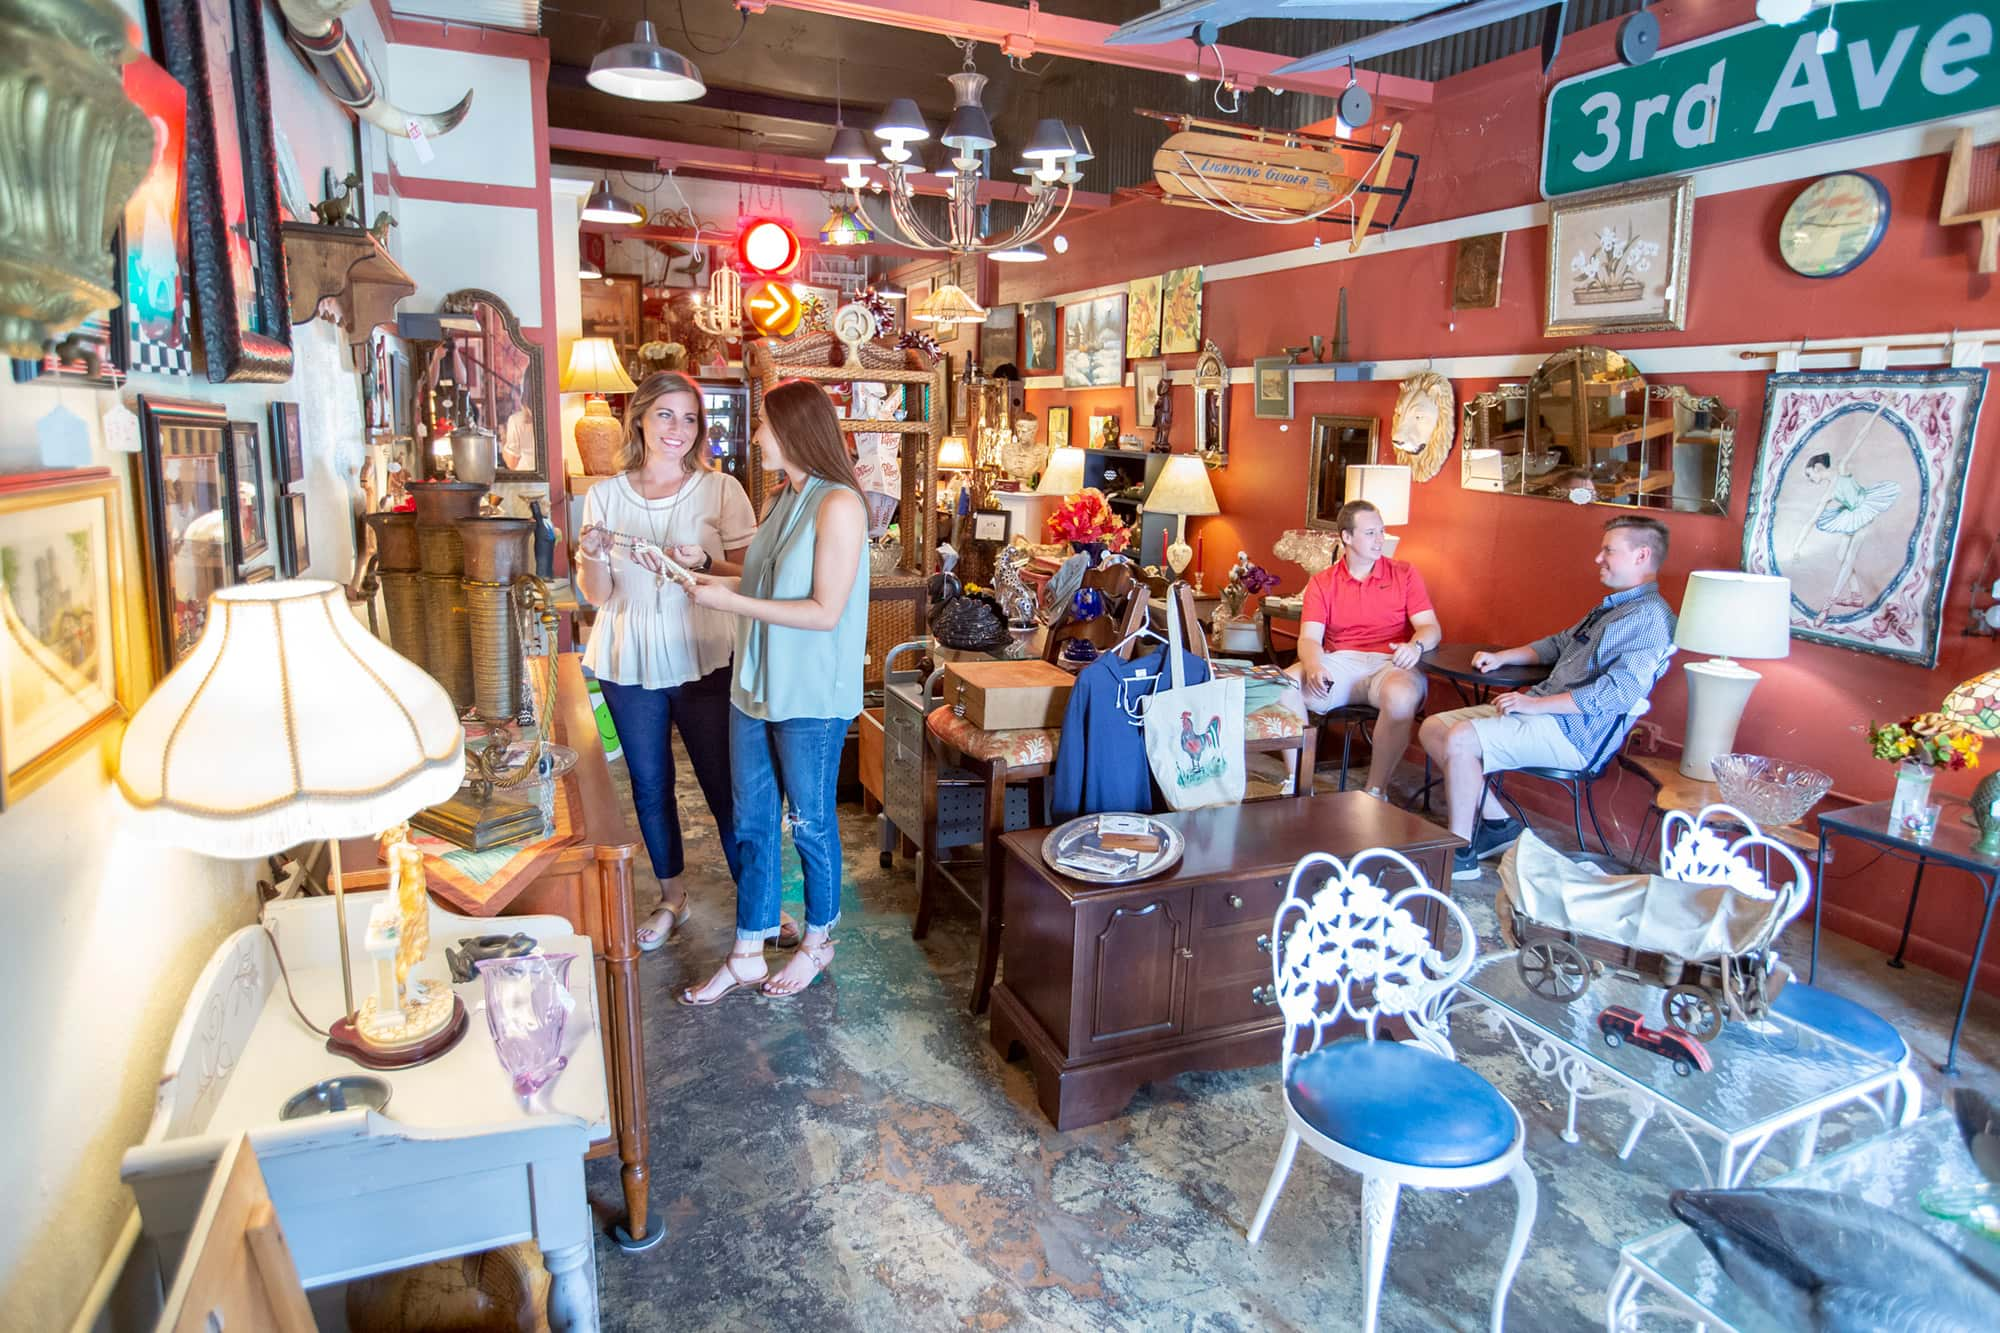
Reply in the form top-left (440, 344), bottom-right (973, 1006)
top-left (944, 659), bottom-right (1074, 731)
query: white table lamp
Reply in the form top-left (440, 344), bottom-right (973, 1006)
top-left (1344, 463), bottom-right (1412, 556)
top-left (119, 580), bottom-right (466, 1064)
top-left (1144, 454), bottom-right (1220, 574)
top-left (1674, 570), bottom-right (1791, 779)
top-left (1035, 446), bottom-right (1086, 497)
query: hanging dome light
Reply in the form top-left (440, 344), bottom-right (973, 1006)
top-left (580, 180), bottom-right (642, 224)
top-left (873, 281), bottom-right (906, 302)
top-left (825, 124), bottom-right (875, 170)
top-left (988, 239), bottom-right (1047, 264)
top-left (873, 98), bottom-right (930, 150)
top-left (588, 19), bottom-right (706, 102)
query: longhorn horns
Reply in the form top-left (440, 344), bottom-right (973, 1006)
top-left (274, 0), bottom-right (474, 141)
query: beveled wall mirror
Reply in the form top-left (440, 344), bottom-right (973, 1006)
top-left (1193, 340), bottom-right (1229, 467)
top-left (416, 289), bottom-right (548, 482)
top-left (1306, 415), bottom-right (1379, 530)
top-left (1459, 346), bottom-right (1732, 515)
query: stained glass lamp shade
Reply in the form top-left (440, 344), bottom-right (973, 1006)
top-left (1944, 667), bottom-right (2000, 854)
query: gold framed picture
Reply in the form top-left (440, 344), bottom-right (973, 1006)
top-left (1545, 177), bottom-right (1694, 337)
top-left (0, 470), bottom-right (139, 810)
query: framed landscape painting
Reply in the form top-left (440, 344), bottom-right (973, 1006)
top-left (0, 472), bottom-right (134, 809)
top-left (1061, 292), bottom-right (1126, 389)
top-left (1742, 369), bottom-right (1985, 667)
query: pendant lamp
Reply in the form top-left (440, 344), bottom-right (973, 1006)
top-left (587, 18), bottom-right (706, 102)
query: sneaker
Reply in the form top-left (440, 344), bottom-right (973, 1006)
top-left (1473, 816), bottom-right (1527, 861)
top-left (1451, 845), bottom-right (1483, 880)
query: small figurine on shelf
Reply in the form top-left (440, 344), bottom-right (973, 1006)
top-left (995, 542), bottom-right (1037, 628)
top-left (1150, 377), bottom-right (1174, 453)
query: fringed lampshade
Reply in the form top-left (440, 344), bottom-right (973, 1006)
top-left (913, 281), bottom-right (987, 325)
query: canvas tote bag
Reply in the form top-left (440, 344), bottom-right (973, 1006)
top-left (1139, 601), bottom-right (1245, 810)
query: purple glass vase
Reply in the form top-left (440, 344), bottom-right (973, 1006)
top-left (477, 952), bottom-right (576, 1097)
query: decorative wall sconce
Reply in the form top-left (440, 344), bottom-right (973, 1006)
top-left (0, 0), bottom-right (152, 358)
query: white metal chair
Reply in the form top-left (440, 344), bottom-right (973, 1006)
top-left (1246, 849), bottom-right (1538, 1333)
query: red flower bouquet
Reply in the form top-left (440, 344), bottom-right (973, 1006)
top-left (1047, 487), bottom-right (1130, 552)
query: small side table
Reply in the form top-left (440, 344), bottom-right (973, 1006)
top-left (1419, 642), bottom-right (1553, 706)
top-left (1812, 796), bottom-right (2000, 1075)
top-left (1618, 754), bottom-right (1820, 866)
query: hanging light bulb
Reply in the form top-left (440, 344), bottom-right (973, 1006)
top-left (587, 13), bottom-right (706, 102)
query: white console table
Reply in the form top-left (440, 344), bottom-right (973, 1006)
top-left (122, 894), bottom-right (607, 1331)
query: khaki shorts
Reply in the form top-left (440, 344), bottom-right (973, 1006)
top-left (1429, 704), bottom-right (1587, 774)
top-left (1288, 651), bottom-right (1424, 713)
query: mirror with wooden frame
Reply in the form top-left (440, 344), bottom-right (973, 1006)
top-left (1306, 415), bottom-right (1379, 531)
top-left (415, 289), bottom-right (548, 482)
top-left (1460, 347), bottom-right (1732, 515)
top-left (1193, 341), bottom-right (1230, 467)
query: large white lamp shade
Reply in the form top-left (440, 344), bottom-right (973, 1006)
top-left (119, 581), bottom-right (465, 1044)
top-left (1035, 447), bottom-right (1086, 497)
top-left (1144, 454), bottom-right (1220, 574)
top-left (1673, 570), bottom-right (1792, 779)
top-left (1344, 463), bottom-right (1412, 554)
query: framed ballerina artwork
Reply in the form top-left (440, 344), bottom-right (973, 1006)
top-left (1742, 369), bottom-right (1985, 667)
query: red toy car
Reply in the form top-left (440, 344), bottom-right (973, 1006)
top-left (1598, 1005), bottom-right (1713, 1077)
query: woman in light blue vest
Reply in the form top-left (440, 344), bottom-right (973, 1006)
top-left (679, 380), bottom-right (869, 1002)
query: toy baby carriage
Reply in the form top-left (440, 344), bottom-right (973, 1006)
top-left (1494, 804), bottom-right (1813, 1040)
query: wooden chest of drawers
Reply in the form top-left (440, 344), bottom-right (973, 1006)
top-left (988, 793), bottom-right (1461, 1130)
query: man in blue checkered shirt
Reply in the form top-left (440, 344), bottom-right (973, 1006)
top-left (1420, 515), bottom-right (1677, 880)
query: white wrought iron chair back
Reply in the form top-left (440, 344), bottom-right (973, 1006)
top-left (1270, 848), bottom-right (1478, 1072)
top-left (1659, 802), bottom-right (1814, 951)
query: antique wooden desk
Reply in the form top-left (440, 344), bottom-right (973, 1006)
top-left (341, 655), bottom-right (654, 1247)
top-left (989, 792), bottom-right (1462, 1129)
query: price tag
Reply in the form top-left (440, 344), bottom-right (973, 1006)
top-left (406, 118), bottom-right (436, 165)
top-left (101, 399), bottom-right (140, 454)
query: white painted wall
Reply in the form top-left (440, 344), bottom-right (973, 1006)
top-left (399, 197), bottom-right (545, 323)
top-left (0, 6), bottom-right (383, 1327)
top-left (552, 176), bottom-right (589, 478)
top-left (384, 45), bottom-right (537, 188)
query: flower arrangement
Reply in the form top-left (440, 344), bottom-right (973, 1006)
top-left (1218, 551), bottom-right (1280, 620)
top-left (1569, 224), bottom-right (1661, 304)
top-left (1868, 713), bottom-right (1983, 771)
top-left (1047, 488), bottom-right (1130, 551)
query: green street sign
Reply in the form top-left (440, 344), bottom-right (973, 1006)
top-left (1543, 4), bottom-right (2000, 197)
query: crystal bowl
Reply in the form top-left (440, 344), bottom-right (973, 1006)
top-left (1709, 753), bottom-right (1834, 827)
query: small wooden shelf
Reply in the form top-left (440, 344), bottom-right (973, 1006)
top-left (1576, 416), bottom-right (1678, 450)
top-left (281, 221), bottom-right (414, 351)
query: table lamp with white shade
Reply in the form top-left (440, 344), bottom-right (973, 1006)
top-left (1144, 454), bottom-right (1219, 575)
top-left (1674, 571), bottom-right (1792, 779)
top-left (1035, 446), bottom-right (1086, 497)
top-left (119, 581), bottom-right (467, 1067)
top-left (561, 336), bottom-right (638, 476)
top-left (1344, 463), bottom-right (1412, 556)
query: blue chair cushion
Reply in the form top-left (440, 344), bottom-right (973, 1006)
top-left (1286, 1039), bottom-right (1518, 1169)
top-left (1771, 983), bottom-right (1908, 1064)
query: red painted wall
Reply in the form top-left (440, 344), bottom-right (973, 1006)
top-left (1004, 1), bottom-right (2000, 996)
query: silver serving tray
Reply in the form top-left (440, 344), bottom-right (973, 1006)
top-left (1040, 813), bottom-right (1186, 885)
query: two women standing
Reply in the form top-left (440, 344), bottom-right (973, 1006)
top-left (579, 373), bottom-right (869, 1001)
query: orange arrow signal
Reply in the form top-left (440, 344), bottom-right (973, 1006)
top-left (745, 281), bottom-right (801, 337)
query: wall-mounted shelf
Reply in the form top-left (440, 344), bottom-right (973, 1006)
top-left (282, 222), bottom-right (415, 352)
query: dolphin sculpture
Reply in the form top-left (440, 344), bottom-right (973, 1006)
top-left (1670, 1187), bottom-right (2000, 1332)
top-left (275, 0), bottom-right (473, 140)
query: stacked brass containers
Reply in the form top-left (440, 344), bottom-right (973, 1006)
top-left (458, 517), bottom-right (534, 722)
top-left (411, 482), bottom-right (485, 713)
top-left (366, 512), bottom-right (426, 667)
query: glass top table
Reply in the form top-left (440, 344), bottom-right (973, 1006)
top-left (1456, 952), bottom-right (1919, 1186)
top-left (1606, 1113), bottom-right (2000, 1332)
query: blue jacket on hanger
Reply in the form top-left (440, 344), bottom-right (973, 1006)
top-left (1049, 644), bottom-right (1213, 822)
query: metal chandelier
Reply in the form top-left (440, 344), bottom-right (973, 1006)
top-left (831, 42), bottom-right (1080, 260)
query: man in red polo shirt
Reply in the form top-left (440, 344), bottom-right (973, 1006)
top-left (1289, 499), bottom-right (1441, 797)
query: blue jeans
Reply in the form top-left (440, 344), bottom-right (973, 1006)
top-left (598, 667), bottom-right (742, 886)
top-left (730, 706), bottom-right (846, 943)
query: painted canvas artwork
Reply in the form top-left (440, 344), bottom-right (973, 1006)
top-left (1161, 266), bottom-right (1202, 354)
top-left (1126, 275), bottom-right (1162, 359)
top-left (0, 489), bottom-right (117, 788)
top-left (1022, 302), bottom-right (1057, 373)
top-left (123, 55), bottom-right (190, 376)
top-left (1742, 369), bottom-right (1985, 667)
top-left (1062, 292), bottom-right (1127, 389)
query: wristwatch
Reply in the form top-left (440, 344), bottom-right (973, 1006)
top-left (698, 551), bottom-right (714, 572)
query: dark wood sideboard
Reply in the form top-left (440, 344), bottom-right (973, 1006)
top-left (989, 793), bottom-right (1463, 1130)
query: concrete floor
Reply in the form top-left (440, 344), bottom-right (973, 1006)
top-left (583, 756), bottom-right (1999, 1332)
